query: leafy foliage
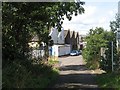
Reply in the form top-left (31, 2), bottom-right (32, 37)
top-left (2, 2), bottom-right (85, 88)
top-left (108, 14), bottom-right (120, 72)
top-left (96, 73), bottom-right (120, 88)
top-left (83, 16), bottom-right (119, 71)
top-left (2, 2), bottom-right (85, 63)
top-left (82, 27), bottom-right (109, 69)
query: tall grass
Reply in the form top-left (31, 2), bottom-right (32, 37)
top-left (2, 59), bottom-right (59, 88)
top-left (96, 73), bottom-right (120, 89)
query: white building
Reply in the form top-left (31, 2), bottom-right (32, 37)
top-left (49, 27), bottom-right (64, 44)
top-left (49, 27), bottom-right (71, 57)
top-left (49, 44), bottom-right (71, 56)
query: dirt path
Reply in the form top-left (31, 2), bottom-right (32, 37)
top-left (49, 55), bottom-right (104, 89)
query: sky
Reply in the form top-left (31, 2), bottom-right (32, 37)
top-left (62, 0), bottom-right (120, 35)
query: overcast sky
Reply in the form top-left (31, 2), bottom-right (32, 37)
top-left (62, 0), bottom-right (120, 35)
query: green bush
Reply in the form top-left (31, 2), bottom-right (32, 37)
top-left (3, 61), bottom-right (30, 88)
top-left (82, 27), bottom-right (114, 70)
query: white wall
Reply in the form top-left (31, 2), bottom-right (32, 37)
top-left (51, 45), bottom-right (58, 56)
top-left (50, 45), bottom-right (71, 57)
top-left (58, 45), bottom-right (71, 56)
top-left (49, 28), bottom-right (58, 44)
top-left (58, 46), bottom-right (65, 56)
top-left (58, 28), bottom-right (64, 44)
top-left (49, 27), bottom-right (64, 44)
top-left (65, 45), bottom-right (71, 55)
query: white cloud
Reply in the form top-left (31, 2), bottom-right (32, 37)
top-left (62, 1), bottom-right (118, 35)
top-left (98, 17), bottom-right (106, 24)
top-left (108, 11), bottom-right (114, 16)
top-left (108, 9), bottom-right (117, 16)
top-left (84, 6), bottom-right (96, 17)
top-left (62, 5), bottom-right (98, 35)
top-left (63, 5), bottom-right (97, 25)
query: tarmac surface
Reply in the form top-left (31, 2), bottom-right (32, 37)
top-left (49, 55), bottom-right (105, 89)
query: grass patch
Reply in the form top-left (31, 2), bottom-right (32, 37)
top-left (48, 59), bottom-right (59, 66)
top-left (96, 72), bottom-right (120, 89)
top-left (2, 60), bottom-right (59, 88)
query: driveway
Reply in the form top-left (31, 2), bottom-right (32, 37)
top-left (50, 55), bottom-right (104, 89)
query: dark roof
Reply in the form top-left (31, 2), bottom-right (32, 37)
top-left (64, 30), bottom-right (68, 38)
top-left (75, 32), bottom-right (79, 38)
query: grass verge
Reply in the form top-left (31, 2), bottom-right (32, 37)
top-left (2, 59), bottom-right (59, 88)
top-left (96, 72), bottom-right (120, 89)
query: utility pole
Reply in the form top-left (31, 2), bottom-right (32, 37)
top-left (111, 41), bottom-right (114, 72)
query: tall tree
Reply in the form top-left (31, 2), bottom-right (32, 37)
top-left (2, 2), bottom-right (85, 65)
top-left (109, 14), bottom-right (120, 71)
top-left (2, 2), bottom-right (85, 88)
top-left (82, 27), bottom-right (109, 69)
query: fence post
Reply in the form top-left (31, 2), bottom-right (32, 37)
top-left (111, 41), bottom-right (114, 72)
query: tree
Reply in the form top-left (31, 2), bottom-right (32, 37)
top-left (83, 14), bottom-right (120, 72)
top-left (100, 31), bottom-right (115, 71)
top-left (108, 14), bottom-right (120, 72)
top-left (2, 2), bottom-right (85, 64)
top-left (2, 2), bottom-right (85, 88)
top-left (82, 27), bottom-right (109, 69)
